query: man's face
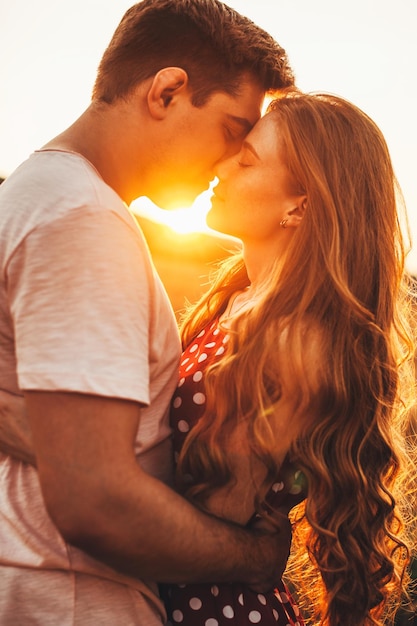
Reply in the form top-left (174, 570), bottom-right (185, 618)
top-left (145, 77), bottom-right (265, 209)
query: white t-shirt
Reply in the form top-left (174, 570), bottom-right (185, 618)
top-left (0, 150), bottom-right (181, 623)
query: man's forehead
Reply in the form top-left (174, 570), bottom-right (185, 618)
top-left (225, 92), bottom-right (265, 130)
top-left (210, 82), bottom-right (264, 127)
top-left (232, 83), bottom-right (266, 127)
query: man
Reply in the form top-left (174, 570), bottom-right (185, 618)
top-left (0, 0), bottom-right (295, 623)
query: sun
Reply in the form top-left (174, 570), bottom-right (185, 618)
top-left (130, 97), bottom-right (275, 236)
top-left (130, 96), bottom-right (276, 237)
top-left (131, 183), bottom-right (217, 235)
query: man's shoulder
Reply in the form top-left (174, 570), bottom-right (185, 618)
top-left (8, 150), bottom-right (121, 209)
top-left (0, 151), bottom-right (136, 260)
top-left (0, 151), bottom-right (130, 230)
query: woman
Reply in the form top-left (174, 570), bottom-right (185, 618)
top-left (164, 93), bottom-right (417, 626)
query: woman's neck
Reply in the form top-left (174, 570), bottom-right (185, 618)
top-left (242, 241), bottom-right (279, 287)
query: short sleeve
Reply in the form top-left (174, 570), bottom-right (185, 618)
top-left (7, 207), bottom-right (153, 404)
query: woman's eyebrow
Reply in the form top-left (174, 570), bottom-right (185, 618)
top-left (241, 139), bottom-right (260, 160)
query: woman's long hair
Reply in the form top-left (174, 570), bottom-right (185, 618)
top-left (178, 93), bottom-right (417, 625)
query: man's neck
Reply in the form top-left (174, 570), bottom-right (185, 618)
top-left (42, 101), bottom-right (143, 205)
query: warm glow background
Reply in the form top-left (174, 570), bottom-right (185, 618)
top-left (1, 0), bottom-right (416, 274)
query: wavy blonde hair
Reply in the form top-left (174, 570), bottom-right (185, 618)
top-left (177, 93), bottom-right (417, 625)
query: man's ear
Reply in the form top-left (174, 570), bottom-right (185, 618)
top-left (147, 67), bottom-right (189, 120)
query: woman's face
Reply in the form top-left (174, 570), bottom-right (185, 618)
top-left (207, 113), bottom-right (304, 244)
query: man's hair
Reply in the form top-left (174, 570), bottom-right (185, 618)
top-left (92, 0), bottom-right (295, 106)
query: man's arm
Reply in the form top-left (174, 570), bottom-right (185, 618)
top-left (26, 390), bottom-right (291, 589)
top-left (0, 390), bottom-right (35, 464)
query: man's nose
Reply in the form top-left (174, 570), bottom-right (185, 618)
top-left (214, 153), bottom-right (235, 181)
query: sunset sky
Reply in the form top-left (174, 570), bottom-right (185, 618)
top-left (1, 0), bottom-right (416, 272)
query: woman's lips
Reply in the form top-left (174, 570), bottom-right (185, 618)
top-left (211, 187), bottom-right (224, 202)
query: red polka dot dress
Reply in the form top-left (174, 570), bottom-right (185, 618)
top-left (163, 320), bottom-right (305, 626)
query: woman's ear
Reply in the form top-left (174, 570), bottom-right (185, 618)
top-left (147, 67), bottom-right (189, 120)
top-left (285, 195), bottom-right (308, 228)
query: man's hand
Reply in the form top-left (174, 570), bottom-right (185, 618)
top-left (0, 388), bottom-right (293, 589)
top-left (0, 390), bottom-right (35, 465)
top-left (25, 389), bottom-right (293, 588)
top-left (247, 512), bottom-right (292, 591)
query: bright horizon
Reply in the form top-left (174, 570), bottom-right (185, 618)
top-left (1, 0), bottom-right (416, 272)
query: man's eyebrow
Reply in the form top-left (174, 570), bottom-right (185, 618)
top-left (226, 114), bottom-right (254, 133)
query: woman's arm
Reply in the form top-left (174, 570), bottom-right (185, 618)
top-left (202, 391), bottom-right (304, 525)
top-left (201, 323), bottom-right (323, 526)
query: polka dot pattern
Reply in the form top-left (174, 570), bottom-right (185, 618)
top-left (170, 322), bottom-right (224, 453)
top-left (172, 397), bottom-right (182, 409)
top-left (162, 578), bottom-right (304, 625)
top-left (165, 319), bottom-right (305, 625)
top-left (162, 577), bottom-right (304, 625)
top-left (190, 597), bottom-right (203, 610)
top-left (172, 609), bottom-right (183, 622)
top-left (193, 392), bottom-right (206, 405)
top-left (223, 605), bottom-right (234, 618)
top-left (177, 420), bottom-right (190, 433)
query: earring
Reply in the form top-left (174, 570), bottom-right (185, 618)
top-left (280, 219), bottom-right (288, 228)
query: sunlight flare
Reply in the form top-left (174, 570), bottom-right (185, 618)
top-left (131, 182), bottom-right (218, 236)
